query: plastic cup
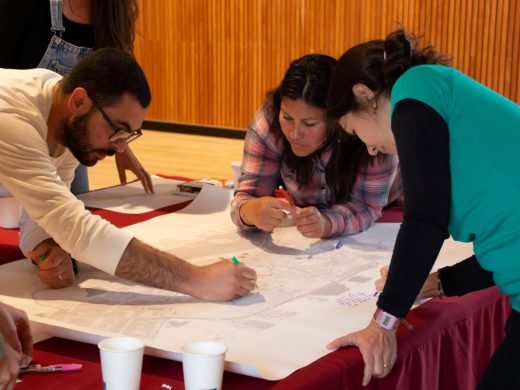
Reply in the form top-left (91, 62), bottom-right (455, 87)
top-left (182, 341), bottom-right (227, 390)
top-left (0, 197), bottom-right (21, 229)
top-left (230, 160), bottom-right (242, 188)
top-left (98, 336), bottom-right (145, 390)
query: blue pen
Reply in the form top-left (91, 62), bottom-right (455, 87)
top-left (231, 256), bottom-right (258, 288)
top-left (335, 240), bottom-right (345, 250)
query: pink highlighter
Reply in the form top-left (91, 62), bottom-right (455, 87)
top-left (20, 363), bottom-right (83, 374)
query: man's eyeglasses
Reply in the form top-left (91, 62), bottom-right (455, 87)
top-left (94, 101), bottom-right (142, 145)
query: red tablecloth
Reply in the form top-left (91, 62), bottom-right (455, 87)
top-left (0, 179), bottom-right (510, 390)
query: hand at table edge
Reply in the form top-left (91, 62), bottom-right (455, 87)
top-left (326, 319), bottom-right (397, 386)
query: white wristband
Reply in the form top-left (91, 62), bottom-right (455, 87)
top-left (373, 308), bottom-right (401, 330)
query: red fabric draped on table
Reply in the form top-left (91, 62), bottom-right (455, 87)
top-left (0, 177), bottom-right (510, 390)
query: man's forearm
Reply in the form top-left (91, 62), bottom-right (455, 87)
top-left (115, 238), bottom-right (199, 296)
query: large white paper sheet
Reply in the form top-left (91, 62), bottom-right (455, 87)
top-left (77, 176), bottom-right (193, 213)
top-left (0, 186), bottom-right (473, 380)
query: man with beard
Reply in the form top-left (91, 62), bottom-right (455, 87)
top-left (0, 48), bottom-right (257, 301)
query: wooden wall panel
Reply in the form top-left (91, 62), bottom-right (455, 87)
top-left (134, 0), bottom-right (520, 129)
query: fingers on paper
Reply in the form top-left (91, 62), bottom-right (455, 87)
top-left (141, 171), bottom-right (155, 194)
top-left (132, 165), bottom-right (154, 194)
top-left (117, 164), bottom-right (128, 185)
top-left (326, 333), bottom-right (359, 350)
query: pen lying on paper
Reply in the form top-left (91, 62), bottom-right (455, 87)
top-left (20, 363), bottom-right (83, 374)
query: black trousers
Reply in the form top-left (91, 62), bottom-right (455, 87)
top-left (477, 309), bottom-right (520, 390)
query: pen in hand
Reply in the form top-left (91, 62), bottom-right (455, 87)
top-left (231, 256), bottom-right (258, 288)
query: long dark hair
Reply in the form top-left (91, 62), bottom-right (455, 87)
top-left (266, 54), bottom-right (369, 203)
top-left (90, 0), bottom-right (139, 52)
top-left (327, 29), bottom-right (450, 119)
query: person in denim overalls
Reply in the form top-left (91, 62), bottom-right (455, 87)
top-left (0, 0), bottom-right (153, 195)
top-left (39, 0), bottom-right (92, 194)
top-left (0, 0), bottom-right (154, 289)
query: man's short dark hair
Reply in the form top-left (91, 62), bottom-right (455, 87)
top-left (61, 48), bottom-right (151, 108)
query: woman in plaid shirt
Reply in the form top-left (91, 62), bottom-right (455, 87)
top-left (231, 54), bottom-right (402, 238)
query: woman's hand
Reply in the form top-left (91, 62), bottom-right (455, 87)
top-left (293, 206), bottom-right (331, 238)
top-left (327, 319), bottom-right (397, 386)
top-left (239, 197), bottom-right (298, 232)
top-left (376, 265), bottom-right (441, 301)
top-left (375, 265), bottom-right (390, 293)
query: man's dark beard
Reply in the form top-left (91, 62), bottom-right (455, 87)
top-left (63, 111), bottom-right (116, 167)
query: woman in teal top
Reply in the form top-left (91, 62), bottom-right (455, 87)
top-left (325, 29), bottom-right (520, 389)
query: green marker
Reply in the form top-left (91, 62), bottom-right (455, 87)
top-left (231, 256), bottom-right (258, 288)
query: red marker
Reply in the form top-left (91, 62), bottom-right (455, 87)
top-left (274, 188), bottom-right (294, 205)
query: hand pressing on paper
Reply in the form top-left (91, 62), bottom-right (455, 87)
top-left (0, 301), bottom-right (33, 389)
top-left (115, 146), bottom-right (154, 194)
top-left (293, 206), bottom-right (332, 238)
top-left (239, 197), bottom-right (299, 232)
top-left (27, 239), bottom-right (75, 288)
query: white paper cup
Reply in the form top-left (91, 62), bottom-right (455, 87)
top-left (98, 336), bottom-right (145, 390)
top-left (230, 160), bottom-right (242, 188)
top-left (0, 197), bottom-right (21, 229)
top-left (182, 341), bottom-right (227, 390)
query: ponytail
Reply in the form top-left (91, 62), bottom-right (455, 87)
top-left (327, 28), bottom-right (450, 120)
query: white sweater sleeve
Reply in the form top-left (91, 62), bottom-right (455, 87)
top-left (19, 147), bottom-right (78, 257)
top-left (0, 115), bottom-right (133, 275)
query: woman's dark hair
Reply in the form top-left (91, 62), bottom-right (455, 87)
top-left (266, 54), bottom-right (369, 203)
top-left (62, 48), bottom-right (151, 108)
top-left (327, 29), bottom-right (451, 119)
top-left (90, 0), bottom-right (139, 52)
